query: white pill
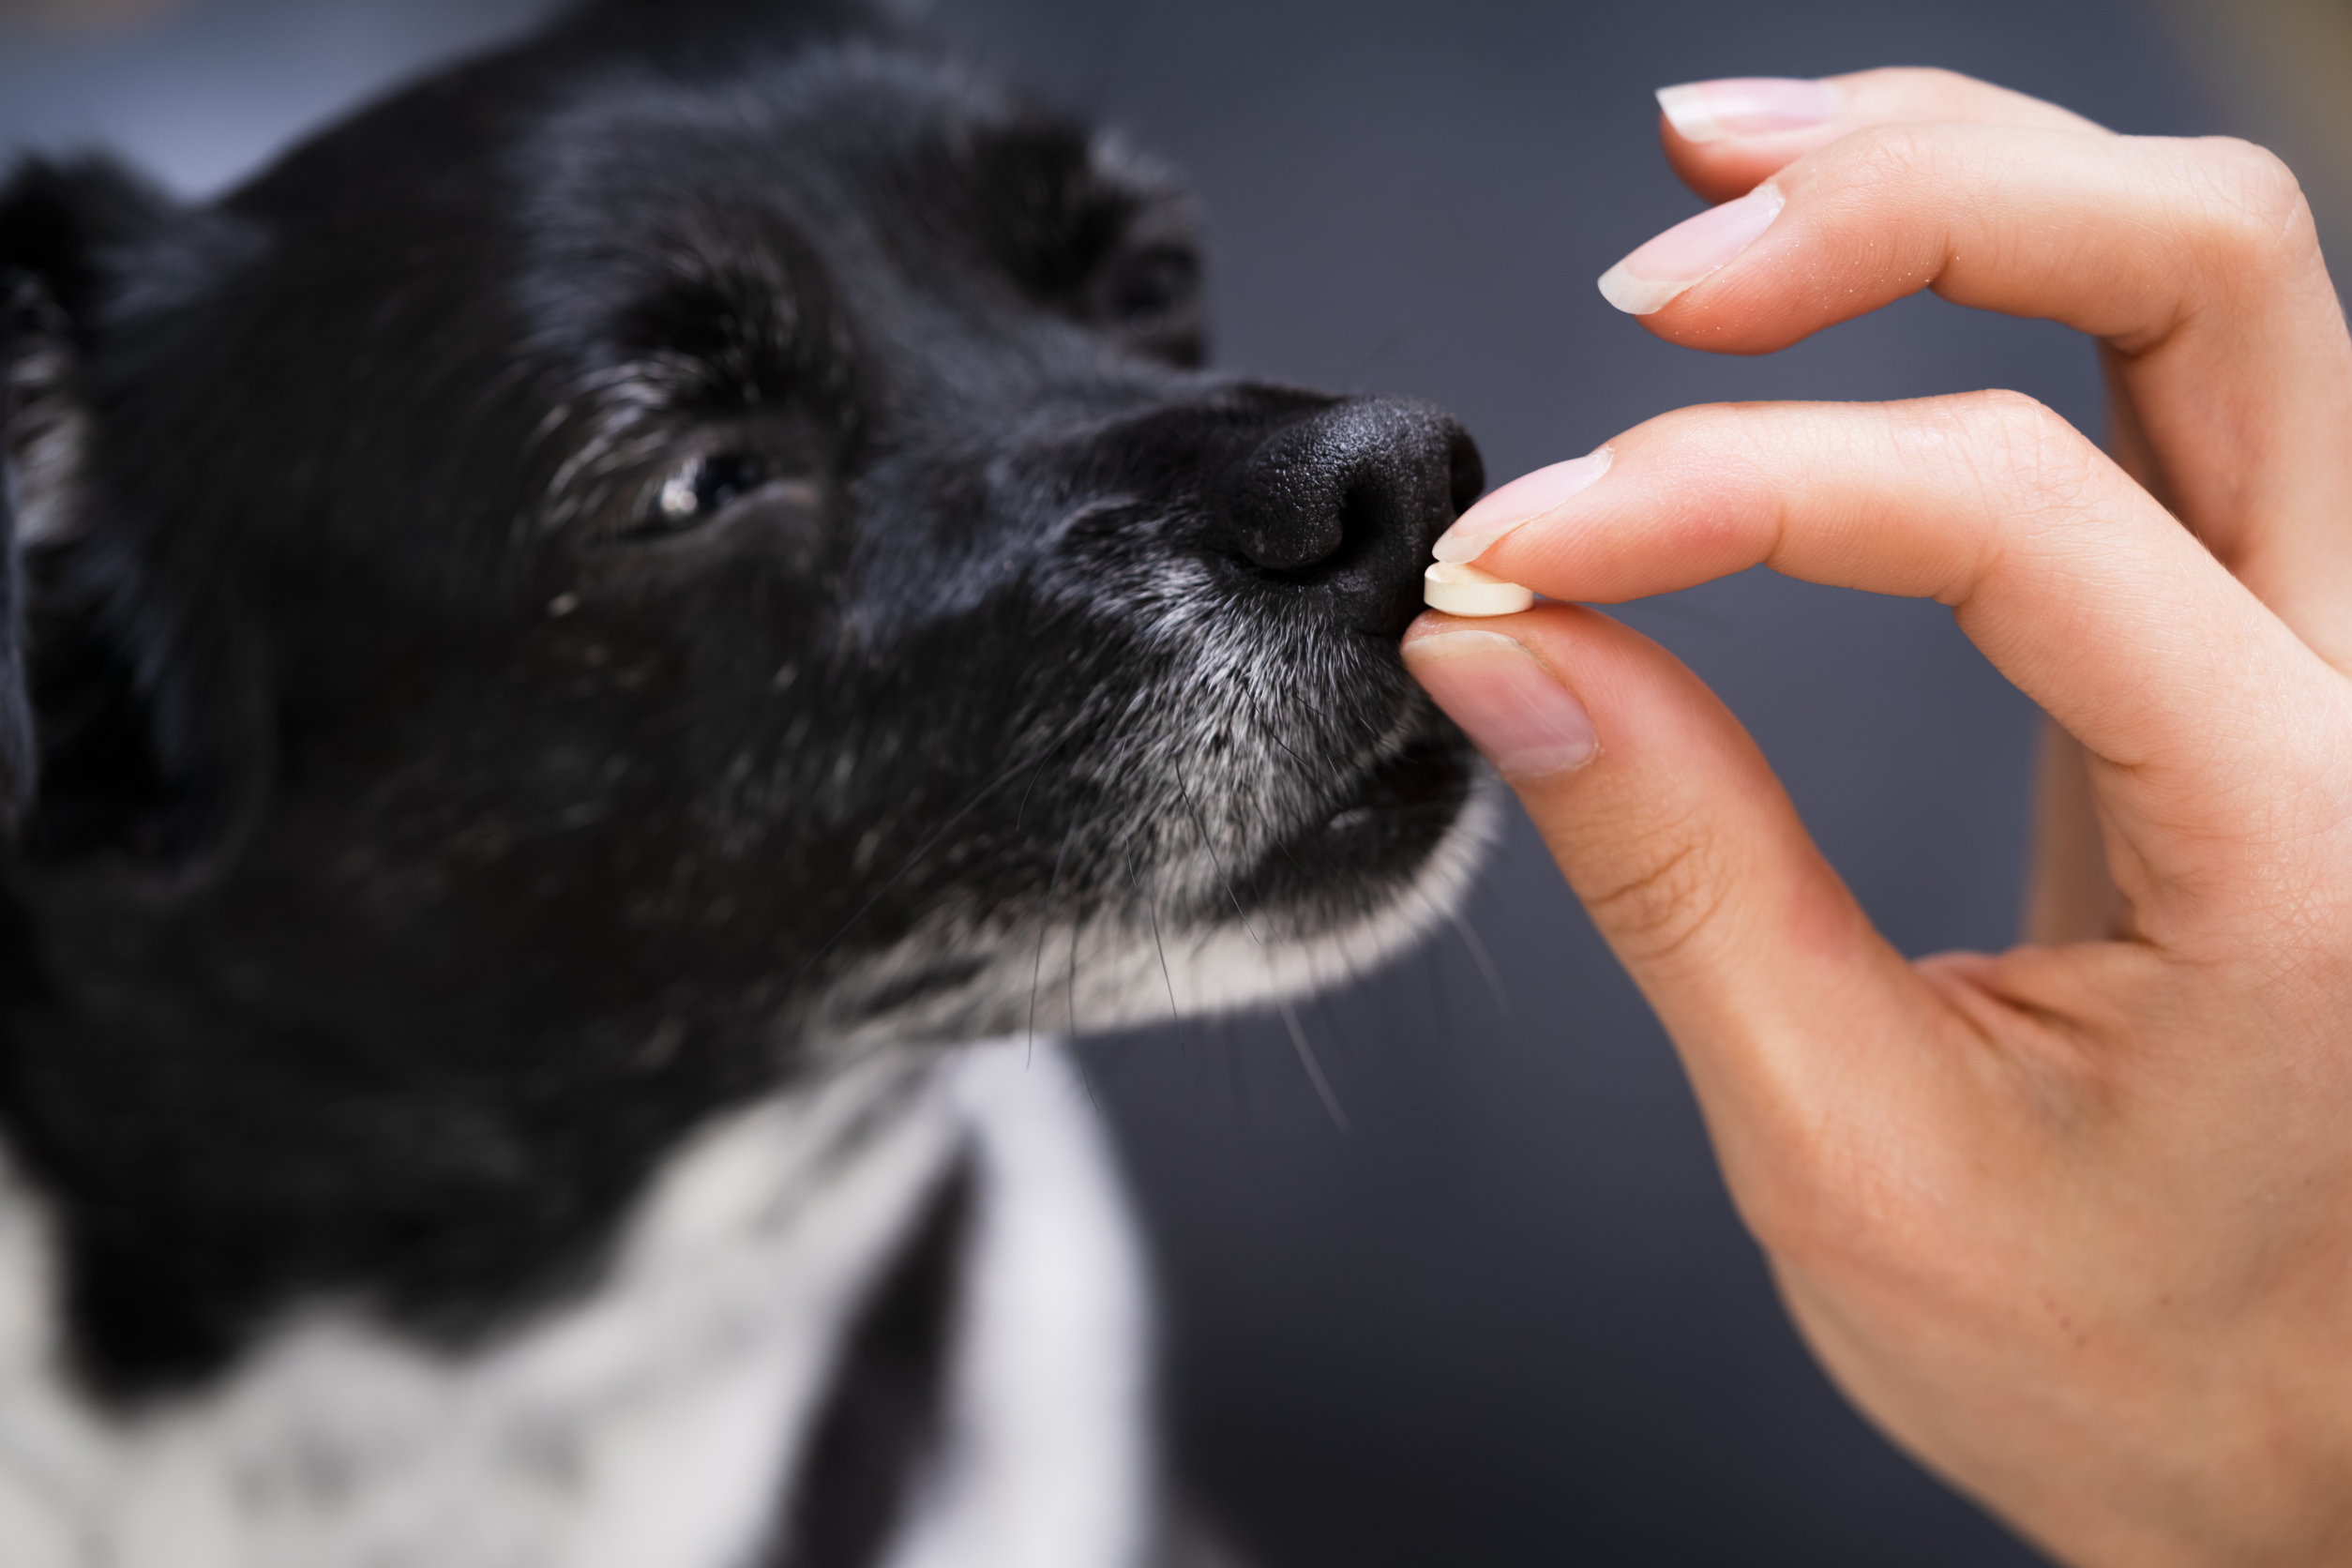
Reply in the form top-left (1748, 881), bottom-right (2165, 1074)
top-left (1424, 561), bottom-right (1535, 617)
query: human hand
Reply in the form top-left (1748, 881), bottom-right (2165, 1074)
top-left (1402, 68), bottom-right (2352, 1568)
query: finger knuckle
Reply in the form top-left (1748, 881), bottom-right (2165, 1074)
top-left (1950, 388), bottom-right (2099, 514)
top-left (2180, 136), bottom-right (2312, 264)
top-left (1579, 811), bottom-right (1736, 965)
top-left (1836, 122), bottom-right (1950, 196)
top-left (1957, 384), bottom-right (2059, 440)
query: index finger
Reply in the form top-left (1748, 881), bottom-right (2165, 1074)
top-left (1464, 396), bottom-right (2346, 903)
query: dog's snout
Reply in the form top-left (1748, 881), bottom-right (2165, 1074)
top-left (1215, 398), bottom-right (1484, 633)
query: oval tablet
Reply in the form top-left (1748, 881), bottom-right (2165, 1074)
top-left (1424, 561), bottom-right (1534, 617)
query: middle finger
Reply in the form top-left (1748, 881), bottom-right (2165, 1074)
top-left (1601, 123), bottom-right (2352, 663)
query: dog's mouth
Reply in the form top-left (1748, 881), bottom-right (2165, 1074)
top-left (1234, 708), bottom-right (1479, 918)
top-left (1318, 727), bottom-right (1467, 837)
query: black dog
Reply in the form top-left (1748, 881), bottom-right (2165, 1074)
top-left (0, 3), bottom-right (1490, 1563)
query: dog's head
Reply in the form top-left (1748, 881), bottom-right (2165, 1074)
top-left (0, 0), bottom-right (1490, 1379)
top-left (4, 0), bottom-right (1491, 1050)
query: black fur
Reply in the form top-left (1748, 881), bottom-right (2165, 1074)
top-left (0, 275), bottom-right (40, 820)
top-left (0, 0), bottom-right (1479, 1435)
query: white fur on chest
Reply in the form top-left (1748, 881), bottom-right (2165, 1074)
top-left (0, 1042), bottom-right (1152, 1568)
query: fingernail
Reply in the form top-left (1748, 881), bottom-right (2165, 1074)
top-left (1597, 183), bottom-right (1785, 316)
top-left (1404, 630), bottom-right (1598, 779)
top-left (1432, 447), bottom-right (1612, 565)
top-left (1656, 77), bottom-right (1841, 143)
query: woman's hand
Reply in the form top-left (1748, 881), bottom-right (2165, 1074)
top-left (1403, 68), bottom-right (2352, 1568)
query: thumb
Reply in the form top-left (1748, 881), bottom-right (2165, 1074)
top-left (1403, 605), bottom-right (1936, 1167)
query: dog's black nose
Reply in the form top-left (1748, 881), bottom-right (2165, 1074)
top-left (1217, 398), bottom-right (1484, 633)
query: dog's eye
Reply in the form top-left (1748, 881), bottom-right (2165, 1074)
top-left (629, 453), bottom-right (768, 539)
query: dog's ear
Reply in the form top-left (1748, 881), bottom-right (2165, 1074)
top-left (0, 155), bottom-right (264, 879)
top-left (0, 157), bottom-right (169, 832)
top-left (0, 276), bottom-right (47, 826)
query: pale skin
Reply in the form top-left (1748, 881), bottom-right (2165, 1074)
top-left (1401, 68), bottom-right (2352, 1568)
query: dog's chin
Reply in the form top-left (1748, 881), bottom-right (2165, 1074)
top-left (1098, 743), bottom-right (1500, 1030)
top-left (810, 734), bottom-right (1498, 1054)
top-left (1240, 718), bottom-right (1481, 919)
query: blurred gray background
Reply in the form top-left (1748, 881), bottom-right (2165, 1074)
top-left (4, 0), bottom-right (2339, 1562)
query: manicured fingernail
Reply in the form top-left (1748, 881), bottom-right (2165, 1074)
top-left (1656, 77), bottom-right (1841, 143)
top-left (1597, 183), bottom-right (1785, 316)
top-left (1404, 630), bottom-right (1598, 779)
top-left (1432, 446), bottom-right (1612, 564)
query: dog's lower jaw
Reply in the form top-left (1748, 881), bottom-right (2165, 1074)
top-left (812, 768), bottom-right (1502, 1053)
top-left (0, 1041), bottom-right (1162, 1568)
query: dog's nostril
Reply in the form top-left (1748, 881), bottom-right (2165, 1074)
top-left (1233, 492), bottom-right (1346, 573)
top-left (1220, 397), bottom-right (1476, 582)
